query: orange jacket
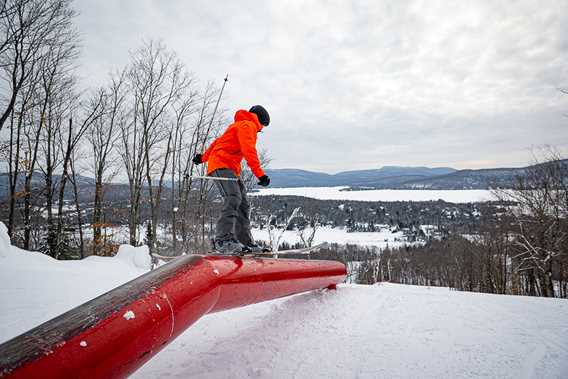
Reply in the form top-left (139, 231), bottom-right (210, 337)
top-left (202, 109), bottom-right (265, 178)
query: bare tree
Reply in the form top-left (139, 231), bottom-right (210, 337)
top-left (0, 0), bottom-right (76, 132)
top-left (49, 90), bottom-right (105, 258)
top-left (88, 72), bottom-right (127, 254)
top-left (267, 206), bottom-right (300, 252)
top-left (297, 216), bottom-right (320, 248)
top-left (20, 71), bottom-right (45, 250)
top-left (495, 149), bottom-right (568, 297)
top-left (31, 6), bottom-right (82, 257)
top-left (169, 93), bottom-right (197, 253)
top-left (176, 82), bottom-right (223, 251)
top-left (0, 0), bottom-right (77, 249)
top-left (122, 40), bottom-right (193, 250)
top-left (6, 54), bottom-right (38, 238)
top-left (68, 147), bottom-right (84, 257)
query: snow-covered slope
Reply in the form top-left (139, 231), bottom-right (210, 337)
top-left (1, 223), bottom-right (567, 378)
top-left (0, 223), bottom-right (151, 343)
top-left (134, 284), bottom-right (568, 379)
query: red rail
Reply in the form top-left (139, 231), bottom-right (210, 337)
top-left (0, 255), bottom-right (346, 379)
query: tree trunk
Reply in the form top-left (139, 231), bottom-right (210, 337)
top-left (53, 118), bottom-right (74, 258)
top-left (70, 159), bottom-right (84, 258)
top-left (92, 175), bottom-right (104, 254)
top-left (8, 108), bottom-right (20, 238)
top-left (45, 112), bottom-right (56, 256)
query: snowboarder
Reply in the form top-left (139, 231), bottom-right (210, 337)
top-left (193, 105), bottom-right (271, 254)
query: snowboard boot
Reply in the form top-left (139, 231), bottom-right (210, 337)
top-left (212, 238), bottom-right (247, 255)
top-left (244, 243), bottom-right (270, 253)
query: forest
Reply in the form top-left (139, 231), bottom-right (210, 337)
top-left (0, 0), bottom-right (253, 259)
top-left (354, 157), bottom-right (568, 298)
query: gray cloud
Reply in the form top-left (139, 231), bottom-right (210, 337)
top-left (75, 0), bottom-right (568, 173)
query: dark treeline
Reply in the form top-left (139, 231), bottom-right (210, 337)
top-left (250, 194), bottom-right (505, 235)
top-left (357, 155), bottom-right (568, 299)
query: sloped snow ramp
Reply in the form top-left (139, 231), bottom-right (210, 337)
top-left (0, 255), bottom-right (346, 379)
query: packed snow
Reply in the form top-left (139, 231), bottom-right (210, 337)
top-left (0, 223), bottom-right (150, 342)
top-left (1, 223), bottom-right (568, 378)
top-left (135, 284), bottom-right (568, 379)
top-left (252, 187), bottom-right (496, 203)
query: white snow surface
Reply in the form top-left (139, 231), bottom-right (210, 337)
top-left (252, 187), bottom-right (496, 203)
top-left (0, 223), bottom-right (150, 342)
top-left (115, 245), bottom-right (152, 270)
top-left (134, 284), bottom-right (568, 379)
top-left (1, 223), bottom-right (568, 378)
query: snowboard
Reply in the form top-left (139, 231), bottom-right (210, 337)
top-left (240, 242), bottom-right (328, 257)
top-left (155, 243), bottom-right (328, 261)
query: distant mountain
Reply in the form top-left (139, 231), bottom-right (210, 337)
top-left (261, 169), bottom-right (334, 187)
top-left (333, 166), bottom-right (457, 188)
top-left (267, 161), bottom-right (568, 189)
top-left (265, 166), bottom-right (457, 188)
top-left (3, 160), bottom-right (565, 197)
top-left (398, 161), bottom-right (568, 190)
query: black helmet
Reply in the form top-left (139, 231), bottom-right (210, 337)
top-left (249, 105), bottom-right (270, 126)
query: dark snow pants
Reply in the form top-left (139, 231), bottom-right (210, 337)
top-left (210, 168), bottom-right (254, 246)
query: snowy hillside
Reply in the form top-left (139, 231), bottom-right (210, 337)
top-left (0, 223), bottom-right (151, 343)
top-left (135, 284), bottom-right (568, 379)
top-left (1, 226), bottom-right (567, 378)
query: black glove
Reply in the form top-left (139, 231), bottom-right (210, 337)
top-left (257, 175), bottom-right (270, 187)
top-left (192, 154), bottom-right (203, 165)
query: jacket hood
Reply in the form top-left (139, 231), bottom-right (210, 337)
top-left (234, 109), bottom-right (263, 131)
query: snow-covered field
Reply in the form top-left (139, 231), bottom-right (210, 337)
top-left (252, 187), bottom-right (496, 203)
top-left (1, 224), bottom-right (568, 379)
top-left (252, 226), bottom-right (406, 249)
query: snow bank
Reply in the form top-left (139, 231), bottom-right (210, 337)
top-left (0, 224), bottom-right (58, 265)
top-left (252, 187), bottom-right (496, 203)
top-left (0, 222), bottom-right (150, 343)
top-left (115, 244), bottom-right (152, 270)
top-left (0, 222), bottom-right (10, 258)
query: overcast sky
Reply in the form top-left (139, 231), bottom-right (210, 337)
top-left (74, 0), bottom-right (568, 173)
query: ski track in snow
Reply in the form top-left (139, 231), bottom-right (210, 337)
top-left (133, 284), bottom-right (568, 379)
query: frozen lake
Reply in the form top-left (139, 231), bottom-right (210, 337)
top-left (251, 187), bottom-right (497, 203)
